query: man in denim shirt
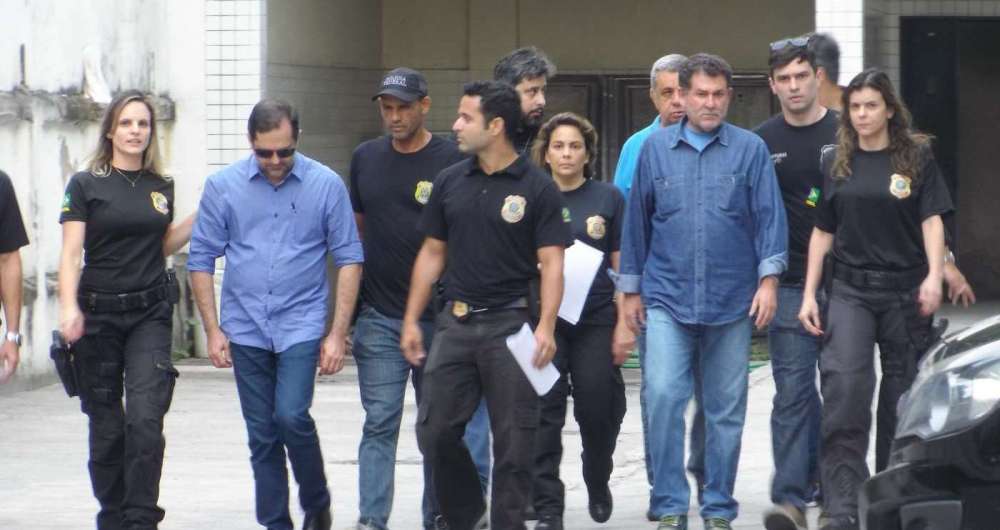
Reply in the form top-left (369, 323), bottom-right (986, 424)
top-left (619, 54), bottom-right (788, 530)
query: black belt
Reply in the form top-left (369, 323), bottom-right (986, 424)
top-left (448, 297), bottom-right (527, 320)
top-left (79, 283), bottom-right (171, 313)
top-left (832, 261), bottom-right (927, 291)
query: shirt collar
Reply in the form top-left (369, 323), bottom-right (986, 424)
top-left (463, 153), bottom-right (530, 179)
top-left (666, 116), bottom-right (730, 149)
top-left (247, 152), bottom-right (304, 183)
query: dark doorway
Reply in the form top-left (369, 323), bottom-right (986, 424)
top-left (546, 73), bottom-right (777, 183)
top-left (902, 17), bottom-right (1000, 297)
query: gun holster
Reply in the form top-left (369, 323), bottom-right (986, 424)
top-left (165, 268), bottom-right (180, 305)
top-left (49, 331), bottom-right (79, 398)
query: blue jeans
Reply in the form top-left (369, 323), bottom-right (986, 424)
top-left (353, 305), bottom-right (491, 529)
top-left (231, 339), bottom-right (330, 530)
top-left (643, 308), bottom-right (751, 521)
top-left (768, 286), bottom-right (821, 510)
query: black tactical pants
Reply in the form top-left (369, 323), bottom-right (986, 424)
top-left (532, 320), bottom-right (626, 516)
top-left (74, 300), bottom-right (178, 530)
top-left (416, 307), bottom-right (539, 530)
top-left (818, 279), bottom-right (931, 521)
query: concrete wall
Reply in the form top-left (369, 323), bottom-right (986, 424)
top-left (0, 0), bottom-right (207, 391)
top-left (265, 0), bottom-right (383, 175)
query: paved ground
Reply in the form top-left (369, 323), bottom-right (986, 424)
top-left (1, 302), bottom-right (995, 530)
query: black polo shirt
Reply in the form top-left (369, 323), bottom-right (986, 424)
top-left (0, 171), bottom-right (29, 253)
top-left (816, 146), bottom-right (952, 271)
top-left (754, 110), bottom-right (838, 281)
top-left (420, 154), bottom-right (572, 308)
top-left (60, 169), bottom-right (174, 293)
top-left (561, 179), bottom-right (624, 325)
top-left (349, 135), bottom-right (465, 320)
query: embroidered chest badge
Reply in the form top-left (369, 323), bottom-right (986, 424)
top-left (562, 207), bottom-right (572, 223)
top-left (150, 192), bottom-right (170, 215)
top-left (414, 180), bottom-right (433, 205)
top-left (805, 187), bottom-right (821, 207)
top-left (889, 174), bottom-right (912, 199)
top-left (501, 195), bottom-right (527, 223)
top-left (586, 215), bottom-right (607, 239)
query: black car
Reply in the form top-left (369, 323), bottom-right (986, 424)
top-left (860, 314), bottom-right (1000, 530)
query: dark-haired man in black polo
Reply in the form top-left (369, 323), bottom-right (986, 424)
top-left (494, 46), bottom-right (556, 154)
top-left (401, 80), bottom-right (572, 530)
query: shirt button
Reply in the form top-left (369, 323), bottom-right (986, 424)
top-left (268, 290), bottom-right (272, 294)
top-left (273, 213), bottom-right (278, 218)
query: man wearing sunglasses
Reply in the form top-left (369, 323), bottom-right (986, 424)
top-left (189, 99), bottom-right (363, 530)
top-left (753, 37), bottom-right (837, 530)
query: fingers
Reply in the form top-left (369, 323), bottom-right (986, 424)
top-left (800, 311), bottom-right (823, 336)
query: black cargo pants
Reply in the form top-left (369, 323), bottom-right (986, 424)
top-left (532, 320), bottom-right (626, 516)
top-left (416, 306), bottom-right (539, 530)
top-left (73, 300), bottom-right (178, 530)
top-left (818, 279), bottom-right (931, 521)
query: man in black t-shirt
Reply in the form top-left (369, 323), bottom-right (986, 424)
top-left (401, 81), bottom-right (572, 530)
top-left (0, 170), bottom-right (29, 383)
top-left (349, 67), bottom-right (490, 530)
top-left (494, 47), bottom-right (556, 154)
top-left (754, 41), bottom-right (836, 530)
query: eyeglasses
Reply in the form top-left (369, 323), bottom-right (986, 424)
top-left (253, 147), bottom-right (296, 159)
top-left (770, 36), bottom-right (810, 51)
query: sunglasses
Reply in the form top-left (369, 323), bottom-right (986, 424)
top-left (253, 147), bottom-right (296, 159)
top-left (769, 36), bottom-right (810, 51)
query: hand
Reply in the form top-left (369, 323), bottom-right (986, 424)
top-left (206, 327), bottom-right (232, 368)
top-left (621, 293), bottom-right (645, 335)
top-left (798, 295), bottom-right (823, 336)
top-left (611, 321), bottom-right (635, 366)
top-left (918, 273), bottom-right (943, 317)
top-left (749, 276), bottom-right (779, 330)
top-left (318, 333), bottom-right (347, 375)
top-left (533, 323), bottom-right (557, 369)
top-left (0, 340), bottom-right (19, 384)
top-left (400, 321), bottom-right (426, 367)
top-left (60, 305), bottom-right (85, 343)
top-left (942, 262), bottom-right (976, 307)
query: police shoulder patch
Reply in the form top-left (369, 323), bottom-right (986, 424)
top-left (414, 180), bottom-right (433, 205)
top-left (501, 195), bottom-right (526, 223)
top-left (62, 192), bottom-right (72, 213)
top-left (150, 191), bottom-right (170, 215)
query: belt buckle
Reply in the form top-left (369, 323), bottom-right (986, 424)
top-left (452, 301), bottom-right (470, 318)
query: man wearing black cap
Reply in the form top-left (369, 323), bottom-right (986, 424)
top-left (401, 80), bottom-right (572, 530)
top-left (350, 68), bottom-right (491, 530)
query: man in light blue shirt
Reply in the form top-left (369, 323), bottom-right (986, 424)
top-left (613, 54), bottom-right (687, 199)
top-left (189, 99), bottom-right (363, 530)
top-left (619, 54), bottom-right (788, 530)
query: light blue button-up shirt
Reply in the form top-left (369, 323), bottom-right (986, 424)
top-left (613, 115), bottom-right (661, 198)
top-left (188, 153), bottom-right (363, 352)
top-left (619, 118), bottom-right (788, 325)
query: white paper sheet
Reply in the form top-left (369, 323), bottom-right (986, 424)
top-left (505, 323), bottom-right (560, 396)
top-left (558, 240), bottom-right (605, 325)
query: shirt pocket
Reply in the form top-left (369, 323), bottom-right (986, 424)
top-left (293, 207), bottom-right (326, 245)
top-left (652, 175), bottom-right (685, 219)
top-left (712, 173), bottom-right (750, 218)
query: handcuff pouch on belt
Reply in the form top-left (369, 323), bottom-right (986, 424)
top-left (49, 330), bottom-right (79, 398)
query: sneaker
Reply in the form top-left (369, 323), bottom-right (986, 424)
top-left (703, 517), bottom-right (732, 530)
top-left (356, 520), bottom-right (379, 530)
top-left (763, 504), bottom-right (807, 530)
top-left (657, 514), bottom-right (688, 530)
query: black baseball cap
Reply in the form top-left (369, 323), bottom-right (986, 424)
top-left (372, 67), bottom-right (428, 102)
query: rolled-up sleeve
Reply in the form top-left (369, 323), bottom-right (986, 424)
top-left (618, 142), bottom-right (656, 294)
top-left (188, 177), bottom-right (228, 273)
top-left (749, 141), bottom-right (788, 280)
top-left (325, 176), bottom-right (364, 266)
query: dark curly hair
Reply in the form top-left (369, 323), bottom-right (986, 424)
top-left (530, 112), bottom-right (599, 179)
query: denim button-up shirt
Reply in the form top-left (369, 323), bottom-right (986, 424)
top-left (188, 153), bottom-right (363, 352)
top-left (619, 119), bottom-right (788, 325)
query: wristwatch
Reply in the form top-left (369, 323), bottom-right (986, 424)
top-left (5, 332), bottom-right (21, 346)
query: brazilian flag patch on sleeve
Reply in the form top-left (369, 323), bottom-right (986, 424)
top-left (805, 187), bottom-right (821, 207)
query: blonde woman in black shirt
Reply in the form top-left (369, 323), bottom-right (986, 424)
top-left (59, 90), bottom-right (193, 529)
top-left (798, 69), bottom-right (950, 530)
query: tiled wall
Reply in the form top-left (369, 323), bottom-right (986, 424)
top-left (816, 0), bottom-right (866, 85)
top-left (205, 0), bottom-right (264, 169)
top-left (866, 0), bottom-right (1000, 87)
